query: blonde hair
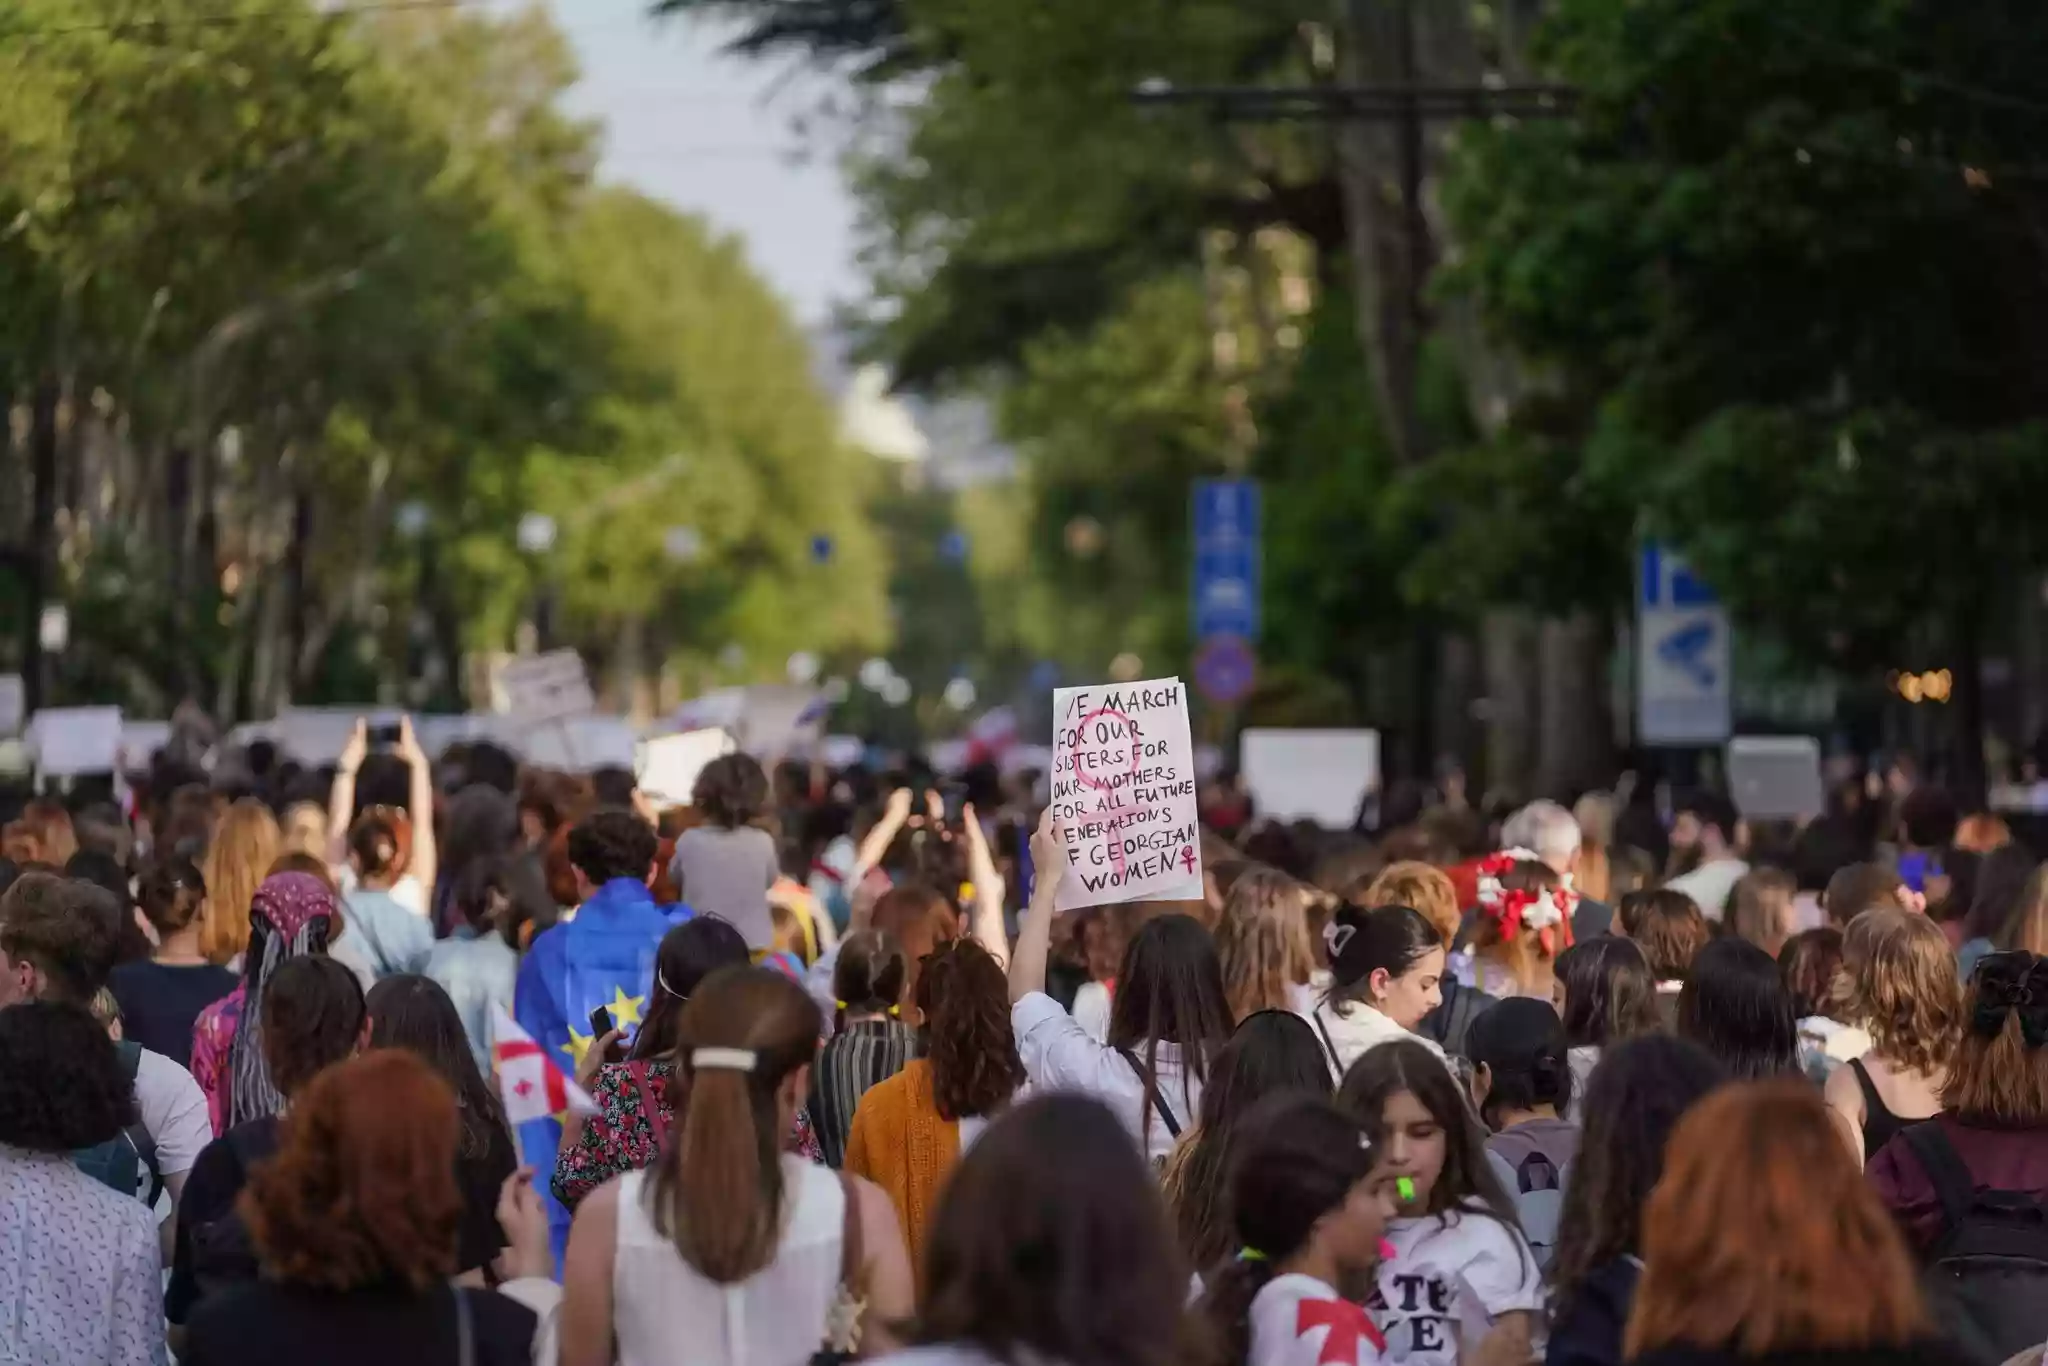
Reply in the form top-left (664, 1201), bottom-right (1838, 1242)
top-left (1574, 792), bottom-right (1618, 904)
top-left (1361, 861), bottom-right (1459, 946)
top-left (1837, 909), bottom-right (1962, 1075)
top-left (199, 798), bottom-right (282, 966)
top-left (1213, 866), bottom-right (1315, 1022)
top-left (2004, 865), bottom-right (2048, 955)
top-left (279, 801), bottom-right (328, 859)
top-left (1728, 868), bottom-right (1797, 957)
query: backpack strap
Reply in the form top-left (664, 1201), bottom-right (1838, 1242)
top-left (1902, 1120), bottom-right (1976, 1237)
top-left (1312, 1009), bottom-right (1344, 1070)
top-left (1114, 1048), bottom-right (1183, 1140)
top-left (115, 1043), bottom-right (163, 1208)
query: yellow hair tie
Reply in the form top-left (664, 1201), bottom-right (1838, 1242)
top-left (834, 1000), bottom-right (848, 1010)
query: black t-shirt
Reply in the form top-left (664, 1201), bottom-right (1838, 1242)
top-left (109, 959), bottom-right (237, 1069)
top-left (454, 1115), bottom-right (520, 1276)
top-left (183, 1282), bottom-right (535, 1366)
top-left (167, 1117), bottom-right (281, 1325)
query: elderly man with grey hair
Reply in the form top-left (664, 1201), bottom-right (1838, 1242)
top-left (1501, 799), bottom-right (1614, 939)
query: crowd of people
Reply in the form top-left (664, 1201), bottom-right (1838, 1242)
top-left (3, 719), bottom-right (2048, 1366)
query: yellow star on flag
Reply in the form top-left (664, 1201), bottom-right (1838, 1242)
top-left (606, 986), bottom-right (647, 1030)
top-left (562, 1025), bottom-right (593, 1069)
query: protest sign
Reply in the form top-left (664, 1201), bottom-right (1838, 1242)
top-left (0, 675), bottom-right (22, 737)
top-left (1728, 735), bottom-right (1825, 820)
top-left (492, 651), bottom-right (596, 725)
top-left (638, 728), bottom-right (736, 808)
top-left (26, 706), bottom-right (123, 777)
top-left (1241, 728), bottom-right (1380, 827)
top-left (1049, 677), bottom-right (1202, 910)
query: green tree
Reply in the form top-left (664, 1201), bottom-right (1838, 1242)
top-left (1445, 0), bottom-right (2048, 793)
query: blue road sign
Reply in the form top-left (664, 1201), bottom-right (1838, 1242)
top-left (1192, 479), bottom-right (1261, 642)
top-left (1637, 541), bottom-right (1731, 745)
top-left (1195, 634), bottom-right (1258, 708)
top-left (810, 534), bottom-right (834, 564)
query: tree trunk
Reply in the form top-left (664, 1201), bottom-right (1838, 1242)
top-left (1481, 608), bottom-right (1540, 801)
top-left (1952, 610), bottom-right (1988, 807)
top-left (1536, 612), bottom-right (1615, 798)
top-left (23, 374), bottom-right (58, 714)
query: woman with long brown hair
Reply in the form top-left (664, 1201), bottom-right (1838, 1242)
top-left (1867, 950), bottom-right (2048, 1359)
top-left (1617, 888), bottom-right (1710, 1022)
top-left (558, 967), bottom-right (913, 1366)
top-left (180, 1050), bottom-right (536, 1365)
top-left (1213, 865), bottom-right (1317, 1021)
top-left (1625, 1080), bottom-right (1961, 1366)
top-left (845, 938), bottom-right (1026, 1279)
top-left (1824, 910), bottom-right (1960, 1165)
top-left (198, 800), bottom-right (281, 967)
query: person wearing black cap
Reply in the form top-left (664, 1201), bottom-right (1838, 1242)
top-left (1467, 996), bottom-right (1579, 1269)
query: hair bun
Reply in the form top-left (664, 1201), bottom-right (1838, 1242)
top-left (1973, 954), bottom-right (2048, 1048)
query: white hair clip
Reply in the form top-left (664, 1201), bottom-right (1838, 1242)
top-left (691, 1047), bottom-right (758, 1073)
top-left (1324, 920), bottom-right (1357, 960)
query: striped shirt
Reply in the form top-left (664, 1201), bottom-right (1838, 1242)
top-left (809, 1018), bottom-right (919, 1167)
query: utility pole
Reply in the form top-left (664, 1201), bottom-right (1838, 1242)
top-left (1134, 25), bottom-right (1574, 780)
top-left (23, 374), bottom-right (59, 715)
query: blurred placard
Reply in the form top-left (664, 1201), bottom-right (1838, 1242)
top-left (27, 706), bottom-right (124, 776)
top-left (0, 676), bottom-right (22, 737)
top-left (1727, 735), bottom-right (1825, 820)
top-left (493, 651), bottom-right (595, 725)
top-left (638, 728), bottom-right (736, 808)
top-left (1240, 728), bottom-right (1380, 828)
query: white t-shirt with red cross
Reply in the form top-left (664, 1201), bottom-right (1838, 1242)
top-left (1251, 1273), bottom-right (1387, 1366)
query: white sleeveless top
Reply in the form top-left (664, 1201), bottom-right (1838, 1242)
top-left (614, 1156), bottom-right (847, 1366)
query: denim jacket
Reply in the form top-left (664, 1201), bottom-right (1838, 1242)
top-left (425, 929), bottom-right (520, 1076)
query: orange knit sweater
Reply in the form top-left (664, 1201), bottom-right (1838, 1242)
top-left (843, 1057), bottom-right (958, 1289)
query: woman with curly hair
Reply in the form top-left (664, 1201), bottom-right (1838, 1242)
top-left (181, 1050), bottom-right (537, 1365)
top-left (189, 871), bottom-right (339, 1136)
top-left (1618, 888), bottom-right (1710, 1024)
top-left (1823, 910), bottom-right (1960, 1165)
top-left (846, 938), bottom-right (1026, 1281)
top-left (667, 752), bottom-right (779, 950)
top-left (1212, 866), bottom-right (1317, 1022)
top-left (0, 1001), bottom-right (163, 1366)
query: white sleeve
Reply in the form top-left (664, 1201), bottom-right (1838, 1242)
top-left (497, 1277), bottom-right (563, 1366)
top-left (1011, 992), bottom-right (1137, 1101)
top-left (132, 1049), bottom-right (213, 1177)
top-left (1452, 1213), bottom-right (1545, 1317)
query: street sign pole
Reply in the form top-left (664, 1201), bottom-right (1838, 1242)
top-left (1192, 480), bottom-right (1262, 713)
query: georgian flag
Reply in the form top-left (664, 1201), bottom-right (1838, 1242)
top-left (493, 1006), bottom-right (598, 1128)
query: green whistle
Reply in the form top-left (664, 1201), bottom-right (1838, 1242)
top-left (1397, 1176), bottom-right (1416, 1202)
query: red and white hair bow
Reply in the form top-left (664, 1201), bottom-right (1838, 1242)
top-left (1475, 848), bottom-right (1578, 956)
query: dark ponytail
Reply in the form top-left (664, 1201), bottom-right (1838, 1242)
top-left (1325, 904), bottom-right (1440, 1017)
top-left (1466, 996), bottom-right (1572, 1128)
top-left (649, 966), bottom-right (821, 1282)
top-left (832, 928), bottom-right (908, 1019)
top-left (1197, 1094), bottom-right (1379, 1366)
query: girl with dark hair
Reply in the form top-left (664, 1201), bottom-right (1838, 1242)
top-left (111, 859), bottom-right (237, 1068)
top-left (558, 967), bottom-right (914, 1366)
top-left (810, 929), bottom-right (917, 1167)
top-left (1675, 939), bottom-right (1800, 1081)
top-left (1547, 1035), bottom-right (1727, 1366)
top-left (1553, 937), bottom-right (1660, 1121)
top-left (190, 871), bottom-right (339, 1135)
top-left (1955, 845), bottom-right (2038, 981)
top-left (1162, 1010), bottom-right (1337, 1272)
top-left (1467, 998), bottom-right (1578, 1268)
top-left (1337, 1040), bottom-right (1540, 1366)
top-left (885, 1093), bottom-right (1195, 1366)
top-left (366, 975), bottom-right (520, 1280)
top-left (423, 855), bottom-right (532, 1075)
top-left (0, 1001), bottom-right (161, 1366)
top-left (846, 938), bottom-right (1026, 1279)
top-left (333, 813), bottom-right (433, 985)
top-left (1009, 810), bottom-right (1233, 1161)
top-left (1310, 904), bottom-right (1450, 1080)
top-left (668, 753), bottom-right (779, 950)
top-left (553, 917), bottom-right (824, 1209)
top-left (1197, 1094), bottom-right (1399, 1366)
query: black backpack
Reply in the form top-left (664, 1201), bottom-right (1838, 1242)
top-left (70, 1042), bottom-right (163, 1208)
top-left (185, 1124), bottom-right (272, 1306)
top-left (1901, 1120), bottom-right (2048, 1366)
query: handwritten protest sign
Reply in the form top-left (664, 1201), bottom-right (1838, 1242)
top-left (1049, 677), bottom-right (1203, 910)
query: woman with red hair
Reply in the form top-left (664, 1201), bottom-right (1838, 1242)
top-left (180, 1050), bottom-right (537, 1365)
top-left (1625, 1080), bottom-right (1965, 1366)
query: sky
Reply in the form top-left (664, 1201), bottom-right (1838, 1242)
top-left (530, 0), bottom-right (861, 325)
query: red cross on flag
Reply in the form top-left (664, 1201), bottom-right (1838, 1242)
top-left (493, 1006), bottom-right (597, 1127)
